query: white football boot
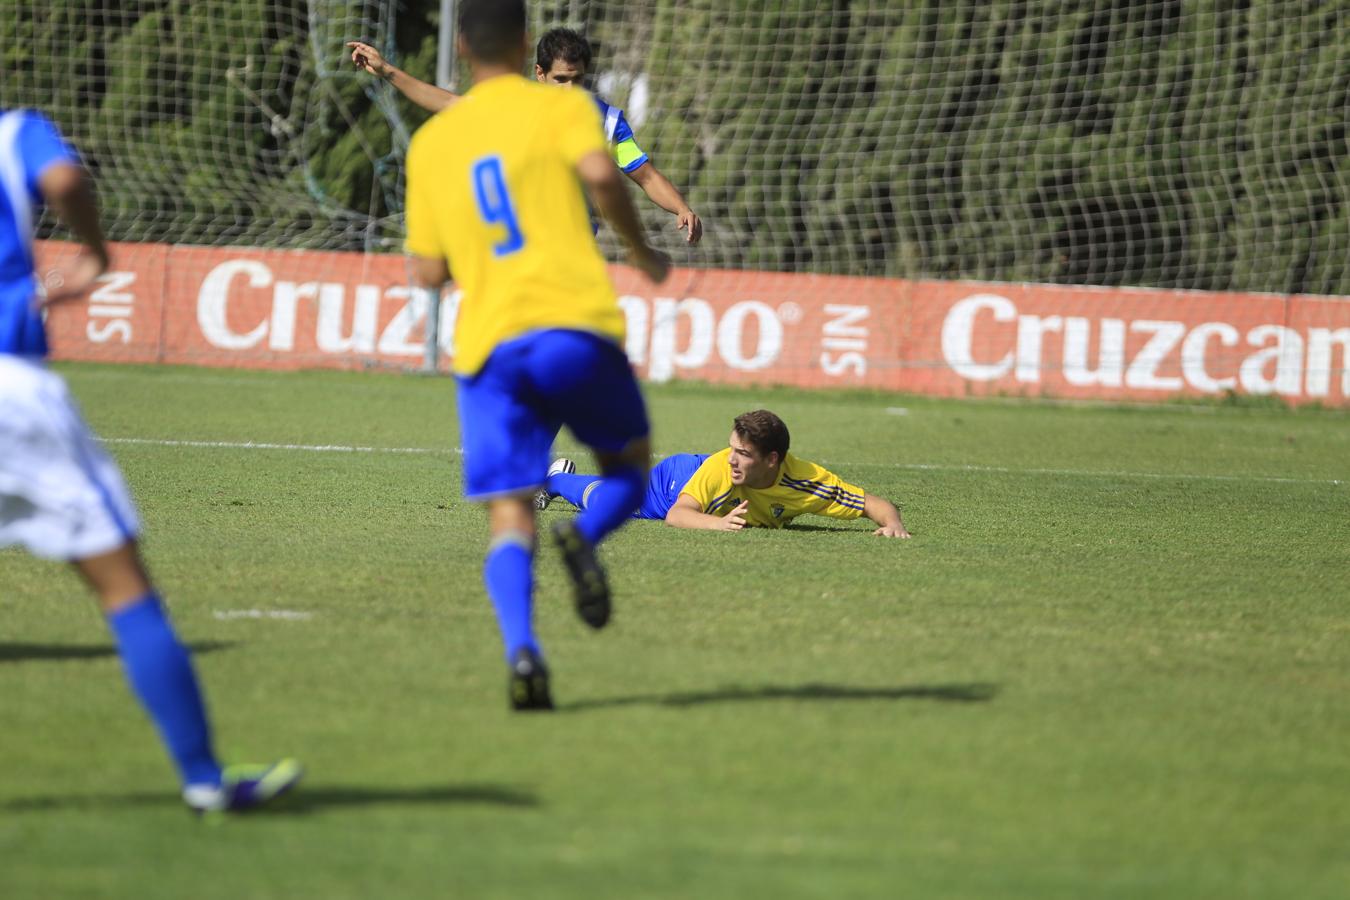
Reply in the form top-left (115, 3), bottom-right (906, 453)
top-left (533, 457), bottom-right (576, 511)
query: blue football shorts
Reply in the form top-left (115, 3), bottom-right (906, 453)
top-left (455, 329), bottom-right (650, 501)
top-left (636, 453), bottom-right (708, 519)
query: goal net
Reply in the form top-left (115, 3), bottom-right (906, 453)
top-left (5, 0), bottom-right (413, 252)
top-left (569, 0), bottom-right (1348, 296)
top-left (7, 1), bottom-right (1349, 401)
top-left (7, 0), bottom-right (1345, 291)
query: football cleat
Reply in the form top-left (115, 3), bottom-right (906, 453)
top-left (533, 457), bottom-right (576, 511)
top-left (183, 758), bottom-right (303, 815)
top-left (550, 520), bottom-right (611, 629)
top-left (509, 647), bottom-right (554, 711)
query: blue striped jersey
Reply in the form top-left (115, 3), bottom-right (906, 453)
top-left (593, 96), bottom-right (648, 173)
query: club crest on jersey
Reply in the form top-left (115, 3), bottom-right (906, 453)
top-left (771, 504), bottom-right (785, 518)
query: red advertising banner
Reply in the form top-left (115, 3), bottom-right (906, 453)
top-left (38, 241), bottom-right (1350, 406)
top-left (158, 246), bottom-right (426, 370)
top-left (898, 282), bottom-right (1319, 402)
top-left (41, 241), bottom-right (168, 365)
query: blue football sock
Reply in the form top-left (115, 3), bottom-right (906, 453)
top-left (548, 472), bottom-right (602, 509)
top-left (484, 532), bottom-right (537, 661)
top-left (575, 465), bottom-right (646, 545)
top-left (107, 593), bottom-right (222, 787)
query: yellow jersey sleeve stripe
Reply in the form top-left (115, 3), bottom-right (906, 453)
top-left (705, 488), bottom-right (734, 513)
top-left (780, 477), bottom-right (865, 511)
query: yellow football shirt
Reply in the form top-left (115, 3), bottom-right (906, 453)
top-left (678, 448), bottom-right (867, 528)
top-left (404, 75), bottom-right (625, 376)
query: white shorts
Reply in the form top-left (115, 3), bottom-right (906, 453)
top-left (0, 355), bottom-right (140, 560)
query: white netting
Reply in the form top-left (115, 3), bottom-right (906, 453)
top-left (563, 0), bottom-right (1349, 294)
top-left (4, 1), bottom-right (1348, 294)
top-left (4, 0), bottom-right (413, 251)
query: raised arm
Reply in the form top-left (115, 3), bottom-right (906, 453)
top-left (863, 492), bottom-right (911, 539)
top-left (665, 494), bottom-right (748, 531)
top-left (347, 41), bottom-right (460, 114)
top-left (626, 162), bottom-right (702, 244)
top-left (37, 162), bottom-right (110, 305)
top-left (575, 150), bottom-right (669, 283)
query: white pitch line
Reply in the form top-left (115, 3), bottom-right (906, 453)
top-left (61, 367), bottom-right (414, 392)
top-left (102, 436), bottom-right (1344, 486)
top-left (823, 460), bottom-right (1344, 486)
top-left (104, 437), bottom-right (459, 456)
top-left (213, 609), bottom-right (315, 621)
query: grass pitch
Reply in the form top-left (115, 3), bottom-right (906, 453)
top-left (2, 362), bottom-right (1348, 899)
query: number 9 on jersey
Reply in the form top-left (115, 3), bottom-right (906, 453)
top-left (472, 156), bottom-right (525, 257)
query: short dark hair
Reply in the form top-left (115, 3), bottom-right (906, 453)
top-left (458, 0), bottom-right (526, 63)
top-left (536, 27), bottom-right (593, 73)
top-left (733, 410), bottom-right (790, 461)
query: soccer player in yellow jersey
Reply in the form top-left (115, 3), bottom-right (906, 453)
top-left (405, 0), bottom-right (669, 711)
top-left (538, 410), bottom-right (911, 537)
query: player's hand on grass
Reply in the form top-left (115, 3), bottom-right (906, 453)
top-left (629, 244), bottom-right (670, 284)
top-left (718, 501), bottom-right (750, 531)
top-left (873, 523), bottom-right (911, 539)
top-left (676, 209), bottom-right (703, 244)
top-left (347, 41), bottom-right (391, 78)
top-left (38, 249), bottom-right (108, 307)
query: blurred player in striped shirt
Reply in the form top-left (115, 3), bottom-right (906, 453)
top-left (348, 27), bottom-right (702, 243)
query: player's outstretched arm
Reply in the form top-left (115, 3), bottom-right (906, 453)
top-left (38, 162), bottom-right (109, 305)
top-left (576, 151), bottom-right (669, 283)
top-left (347, 41), bottom-right (460, 114)
top-left (626, 163), bottom-right (702, 244)
top-left (665, 494), bottom-right (748, 531)
top-left (863, 492), bottom-right (911, 539)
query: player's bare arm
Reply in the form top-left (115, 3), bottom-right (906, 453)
top-left (665, 494), bottom-right (748, 531)
top-left (863, 492), bottom-right (911, 539)
top-left (627, 162), bottom-right (702, 244)
top-left (347, 41), bottom-right (460, 113)
top-left (576, 150), bottom-right (670, 283)
top-left (37, 162), bottom-right (109, 305)
top-left (411, 255), bottom-right (451, 290)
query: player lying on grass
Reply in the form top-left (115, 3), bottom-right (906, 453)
top-left (0, 109), bottom-right (301, 813)
top-left (537, 409), bottom-right (911, 537)
top-left (348, 28), bottom-right (702, 244)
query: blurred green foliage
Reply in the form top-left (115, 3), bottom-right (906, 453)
top-left (4, 0), bottom-right (1346, 293)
